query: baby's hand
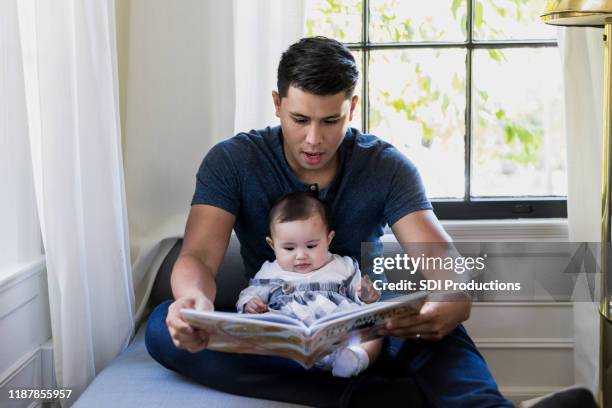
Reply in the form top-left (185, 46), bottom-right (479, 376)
top-left (244, 297), bottom-right (268, 313)
top-left (358, 275), bottom-right (380, 304)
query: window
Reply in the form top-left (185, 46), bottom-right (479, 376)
top-left (305, 0), bottom-right (566, 219)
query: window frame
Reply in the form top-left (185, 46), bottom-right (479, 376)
top-left (342, 0), bottom-right (566, 219)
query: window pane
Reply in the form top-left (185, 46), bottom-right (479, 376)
top-left (369, 49), bottom-right (466, 198)
top-left (473, 0), bottom-right (556, 41)
top-left (351, 50), bottom-right (364, 132)
top-left (472, 48), bottom-right (566, 197)
top-left (369, 0), bottom-right (466, 43)
top-left (304, 0), bottom-right (363, 43)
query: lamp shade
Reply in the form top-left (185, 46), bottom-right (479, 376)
top-left (541, 0), bottom-right (612, 26)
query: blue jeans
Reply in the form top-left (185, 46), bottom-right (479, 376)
top-left (145, 300), bottom-right (512, 408)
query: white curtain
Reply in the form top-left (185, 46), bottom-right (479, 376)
top-left (17, 0), bottom-right (134, 405)
top-left (122, 0), bottom-right (305, 324)
top-left (233, 0), bottom-right (306, 132)
top-left (558, 26), bottom-right (604, 394)
top-left (0, 0), bottom-right (42, 270)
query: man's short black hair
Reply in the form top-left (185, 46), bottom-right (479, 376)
top-left (269, 191), bottom-right (331, 235)
top-left (277, 36), bottom-right (359, 99)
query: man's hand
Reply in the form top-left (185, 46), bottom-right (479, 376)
top-left (244, 297), bottom-right (268, 314)
top-left (357, 275), bottom-right (380, 304)
top-left (388, 211), bottom-right (472, 341)
top-left (166, 294), bottom-right (214, 353)
top-left (378, 299), bottom-right (471, 341)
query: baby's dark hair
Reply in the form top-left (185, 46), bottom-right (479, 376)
top-left (268, 191), bottom-right (331, 235)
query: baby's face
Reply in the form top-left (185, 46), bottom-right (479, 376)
top-left (267, 214), bottom-right (334, 273)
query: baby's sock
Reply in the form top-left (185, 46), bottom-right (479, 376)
top-left (332, 346), bottom-right (369, 378)
top-left (314, 352), bottom-right (334, 370)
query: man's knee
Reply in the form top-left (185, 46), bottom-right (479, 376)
top-left (145, 300), bottom-right (178, 370)
top-left (145, 300), bottom-right (222, 376)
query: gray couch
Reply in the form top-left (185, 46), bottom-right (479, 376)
top-left (73, 237), bottom-right (423, 407)
top-left (74, 237), bottom-right (305, 407)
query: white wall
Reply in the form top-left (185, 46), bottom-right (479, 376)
top-left (118, 0), bottom-right (236, 263)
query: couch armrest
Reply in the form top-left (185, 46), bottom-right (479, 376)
top-left (149, 235), bottom-right (249, 311)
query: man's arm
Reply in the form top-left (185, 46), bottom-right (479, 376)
top-left (379, 209), bottom-right (471, 341)
top-left (166, 204), bottom-right (236, 352)
top-left (172, 204), bottom-right (235, 302)
top-left (391, 208), bottom-right (450, 243)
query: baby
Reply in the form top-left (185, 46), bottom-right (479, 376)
top-left (236, 191), bottom-right (382, 377)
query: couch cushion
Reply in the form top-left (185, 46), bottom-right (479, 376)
top-left (73, 323), bottom-right (306, 408)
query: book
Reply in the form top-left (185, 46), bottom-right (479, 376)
top-left (181, 291), bottom-right (429, 368)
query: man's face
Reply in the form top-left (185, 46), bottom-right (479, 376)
top-left (273, 86), bottom-right (358, 178)
top-left (266, 214), bottom-right (335, 273)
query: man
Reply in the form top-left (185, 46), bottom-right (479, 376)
top-left (145, 37), bottom-right (512, 407)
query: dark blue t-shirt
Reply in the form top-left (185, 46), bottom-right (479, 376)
top-left (192, 126), bottom-right (432, 278)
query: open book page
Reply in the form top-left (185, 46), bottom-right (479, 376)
top-left (181, 291), bottom-right (429, 368)
top-left (309, 291), bottom-right (429, 330)
top-left (199, 310), bottom-right (308, 327)
top-left (300, 292), bottom-right (430, 366)
top-left (182, 309), bottom-right (313, 365)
